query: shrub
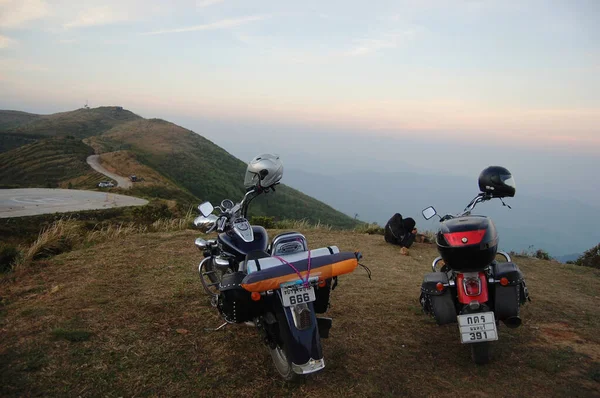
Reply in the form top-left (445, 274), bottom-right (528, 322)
top-left (573, 243), bottom-right (600, 269)
top-left (534, 249), bottom-right (552, 261)
top-left (511, 245), bottom-right (553, 261)
top-left (131, 203), bottom-right (173, 224)
top-left (354, 223), bottom-right (384, 235)
top-left (0, 244), bottom-right (21, 272)
top-left (250, 216), bottom-right (276, 229)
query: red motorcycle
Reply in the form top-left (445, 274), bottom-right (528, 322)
top-left (419, 166), bottom-right (530, 364)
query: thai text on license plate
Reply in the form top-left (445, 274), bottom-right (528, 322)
top-left (457, 312), bottom-right (499, 344)
top-left (281, 285), bottom-right (316, 307)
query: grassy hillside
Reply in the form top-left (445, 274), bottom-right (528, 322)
top-left (89, 119), bottom-right (359, 227)
top-left (0, 107), bottom-right (141, 139)
top-left (0, 107), bottom-right (359, 228)
top-left (0, 133), bottom-right (38, 155)
top-left (1, 230), bottom-right (598, 396)
top-left (0, 137), bottom-right (107, 189)
top-left (0, 110), bottom-right (40, 130)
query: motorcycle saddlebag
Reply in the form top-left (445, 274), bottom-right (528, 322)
top-left (313, 278), bottom-right (332, 314)
top-left (491, 262), bottom-right (528, 326)
top-left (420, 272), bottom-right (457, 325)
top-left (218, 272), bottom-right (260, 323)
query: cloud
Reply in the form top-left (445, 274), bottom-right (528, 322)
top-left (344, 30), bottom-right (418, 57)
top-left (196, 0), bottom-right (225, 8)
top-left (142, 15), bottom-right (268, 35)
top-left (0, 34), bottom-right (16, 49)
top-left (0, 0), bottom-right (50, 28)
top-left (57, 38), bottom-right (79, 44)
top-left (0, 58), bottom-right (48, 72)
top-left (63, 6), bottom-right (130, 29)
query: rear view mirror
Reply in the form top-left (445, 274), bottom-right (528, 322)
top-left (422, 206), bottom-right (437, 220)
top-left (198, 201), bottom-right (214, 217)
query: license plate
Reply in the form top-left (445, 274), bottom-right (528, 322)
top-left (457, 312), bottom-right (498, 344)
top-left (281, 285), bottom-right (316, 307)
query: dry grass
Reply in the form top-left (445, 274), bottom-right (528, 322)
top-left (275, 219), bottom-right (333, 231)
top-left (150, 208), bottom-right (194, 232)
top-left (13, 213), bottom-right (195, 270)
top-left (1, 230), bottom-right (599, 397)
top-left (97, 150), bottom-right (178, 189)
top-left (21, 219), bottom-right (83, 264)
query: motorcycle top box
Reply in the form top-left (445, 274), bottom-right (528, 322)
top-left (436, 215), bottom-right (498, 271)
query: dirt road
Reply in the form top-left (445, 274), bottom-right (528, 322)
top-left (0, 188), bottom-right (148, 218)
top-left (86, 154), bottom-right (132, 188)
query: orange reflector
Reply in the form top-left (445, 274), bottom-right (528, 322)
top-left (318, 279), bottom-right (326, 288)
top-left (500, 277), bottom-right (509, 286)
top-left (251, 292), bottom-right (261, 301)
top-left (436, 282), bottom-right (445, 292)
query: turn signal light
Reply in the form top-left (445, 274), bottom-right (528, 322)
top-left (251, 292), bottom-right (261, 301)
top-left (436, 282), bottom-right (445, 292)
top-left (318, 279), bottom-right (327, 288)
top-left (500, 277), bottom-right (509, 286)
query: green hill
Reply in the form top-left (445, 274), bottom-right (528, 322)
top-left (0, 107), bottom-right (359, 228)
top-left (0, 110), bottom-right (40, 130)
top-left (0, 136), bottom-right (106, 189)
top-left (0, 107), bottom-right (140, 139)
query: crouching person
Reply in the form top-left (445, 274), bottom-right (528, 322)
top-left (384, 213), bottom-right (417, 248)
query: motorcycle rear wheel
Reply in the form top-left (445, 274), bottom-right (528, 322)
top-left (269, 312), bottom-right (299, 381)
top-left (470, 342), bottom-right (491, 365)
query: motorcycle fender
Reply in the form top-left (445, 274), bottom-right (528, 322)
top-left (277, 292), bottom-right (324, 374)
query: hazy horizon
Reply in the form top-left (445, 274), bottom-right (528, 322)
top-left (1, 0), bottom-right (598, 254)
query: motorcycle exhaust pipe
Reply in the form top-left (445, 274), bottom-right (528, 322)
top-left (502, 316), bottom-right (522, 329)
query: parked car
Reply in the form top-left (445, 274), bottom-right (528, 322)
top-left (98, 181), bottom-right (115, 188)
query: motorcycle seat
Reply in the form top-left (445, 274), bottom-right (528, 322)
top-left (240, 250), bottom-right (271, 273)
top-left (242, 246), bottom-right (340, 274)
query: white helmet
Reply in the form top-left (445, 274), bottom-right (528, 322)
top-left (244, 154), bottom-right (283, 189)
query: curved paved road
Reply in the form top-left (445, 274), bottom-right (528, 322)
top-left (86, 154), bottom-right (132, 188)
top-left (0, 188), bottom-right (148, 218)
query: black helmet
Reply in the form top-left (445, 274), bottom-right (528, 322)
top-left (478, 166), bottom-right (516, 197)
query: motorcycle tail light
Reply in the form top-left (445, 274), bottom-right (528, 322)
top-left (436, 282), bottom-right (445, 292)
top-left (463, 277), bottom-right (481, 296)
top-left (500, 277), bottom-right (509, 286)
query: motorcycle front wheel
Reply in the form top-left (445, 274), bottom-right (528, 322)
top-left (470, 342), bottom-right (491, 365)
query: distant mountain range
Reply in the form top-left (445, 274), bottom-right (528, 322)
top-left (0, 107), bottom-right (359, 228)
top-left (283, 169), bottom-right (598, 258)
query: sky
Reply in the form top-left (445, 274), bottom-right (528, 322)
top-left (1, 0), bottom-right (599, 205)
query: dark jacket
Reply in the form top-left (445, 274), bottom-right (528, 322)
top-left (384, 213), bottom-right (416, 248)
